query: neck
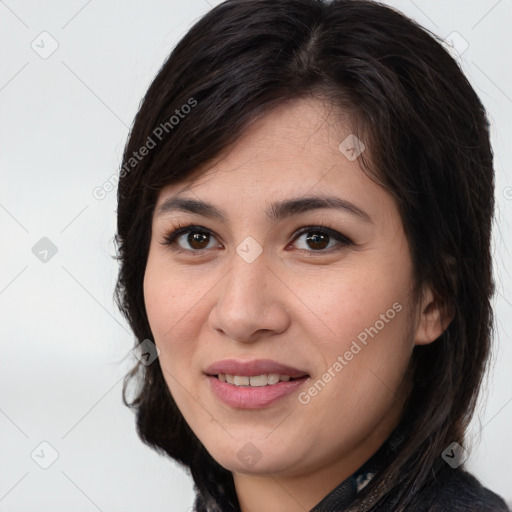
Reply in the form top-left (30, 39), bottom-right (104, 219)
top-left (233, 414), bottom-right (402, 512)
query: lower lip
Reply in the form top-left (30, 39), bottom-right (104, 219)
top-left (207, 375), bottom-right (309, 409)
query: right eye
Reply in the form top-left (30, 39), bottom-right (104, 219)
top-left (160, 224), bottom-right (223, 253)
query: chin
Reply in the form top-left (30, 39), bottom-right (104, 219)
top-left (203, 437), bottom-right (298, 475)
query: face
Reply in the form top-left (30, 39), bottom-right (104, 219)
top-left (143, 96), bottom-right (435, 486)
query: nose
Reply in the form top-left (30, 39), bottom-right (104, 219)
top-left (208, 248), bottom-right (290, 343)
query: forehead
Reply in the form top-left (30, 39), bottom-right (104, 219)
top-left (153, 96), bottom-right (396, 226)
top-left (163, 96), bottom-right (354, 182)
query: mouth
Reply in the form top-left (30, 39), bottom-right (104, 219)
top-left (206, 374), bottom-right (310, 409)
top-left (204, 359), bottom-right (310, 409)
top-left (204, 358), bottom-right (309, 380)
top-left (211, 373), bottom-right (308, 387)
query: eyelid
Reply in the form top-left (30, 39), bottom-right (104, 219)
top-left (290, 222), bottom-right (352, 242)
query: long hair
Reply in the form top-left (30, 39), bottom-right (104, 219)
top-left (114, 1), bottom-right (495, 510)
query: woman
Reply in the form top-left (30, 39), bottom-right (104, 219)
top-left (114, 0), bottom-right (510, 510)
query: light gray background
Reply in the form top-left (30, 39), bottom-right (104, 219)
top-left (1, 1), bottom-right (511, 510)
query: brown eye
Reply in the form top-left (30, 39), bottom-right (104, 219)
top-left (161, 225), bottom-right (220, 252)
top-left (305, 232), bottom-right (329, 250)
top-left (292, 226), bottom-right (352, 253)
top-left (188, 231), bottom-right (211, 250)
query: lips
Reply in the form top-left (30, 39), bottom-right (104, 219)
top-left (204, 358), bottom-right (309, 379)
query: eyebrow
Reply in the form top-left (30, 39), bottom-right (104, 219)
top-left (156, 195), bottom-right (373, 224)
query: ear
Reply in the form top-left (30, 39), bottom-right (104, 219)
top-left (414, 286), bottom-right (454, 346)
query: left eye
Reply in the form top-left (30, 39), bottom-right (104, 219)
top-left (291, 227), bottom-right (351, 252)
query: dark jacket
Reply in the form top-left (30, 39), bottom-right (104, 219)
top-left (310, 456), bottom-right (510, 512)
top-left (193, 429), bottom-right (510, 511)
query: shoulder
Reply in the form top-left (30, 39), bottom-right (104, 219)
top-left (415, 465), bottom-right (510, 512)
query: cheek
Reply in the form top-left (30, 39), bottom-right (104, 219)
top-left (299, 264), bottom-right (409, 340)
top-left (143, 259), bottom-right (208, 342)
top-left (297, 262), bottom-right (415, 395)
top-left (143, 249), bottom-right (193, 401)
top-left (297, 282), bottom-right (413, 441)
top-left (143, 265), bottom-right (203, 406)
top-left (144, 267), bottom-right (204, 417)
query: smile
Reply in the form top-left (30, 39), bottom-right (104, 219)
top-left (207, 374), bottom-right (310, 409)
top-left (217, 373), bottom-right (294, 386)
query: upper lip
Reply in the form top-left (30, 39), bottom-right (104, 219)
top-left (204, 358), bottom-right (309, 378)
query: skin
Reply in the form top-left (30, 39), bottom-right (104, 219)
top-left (143, 96), bottom-right (449, 512)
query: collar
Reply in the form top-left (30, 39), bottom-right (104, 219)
top-left (309, 425), bottom-right (406, 512)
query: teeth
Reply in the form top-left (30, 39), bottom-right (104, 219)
top-left (217, 373), bottom-right (297, 387)
top-left (267, 374), bottom-right (280, 385)
top-left (249, 375), bottom-right (268, 387)
top-left (233, 375), bottom-right (250, 386)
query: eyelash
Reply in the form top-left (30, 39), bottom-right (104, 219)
top-left (159, 221), bottom-right (353, 255)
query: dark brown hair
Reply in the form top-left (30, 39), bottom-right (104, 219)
top-left (114, 0), bottom-right (495, 510)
